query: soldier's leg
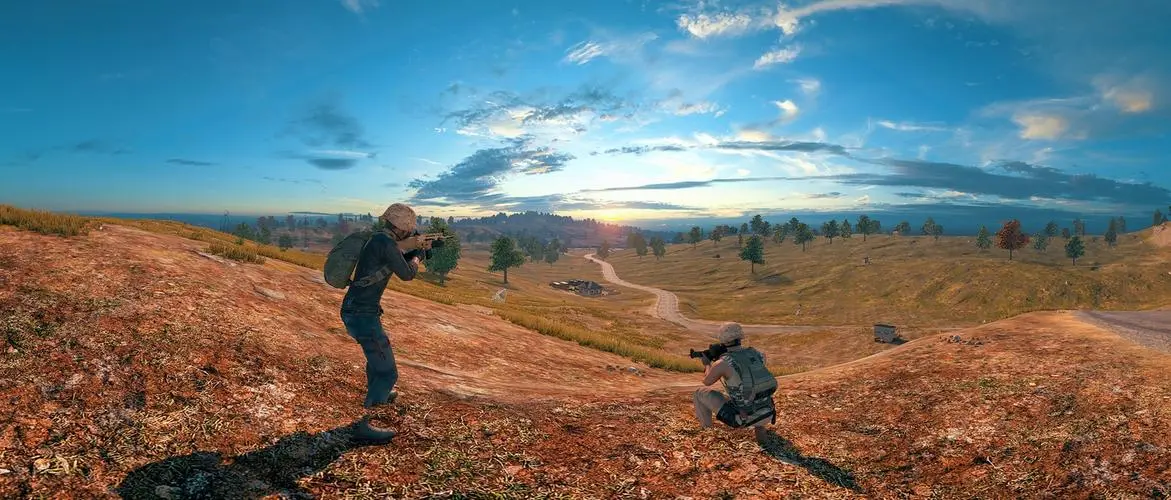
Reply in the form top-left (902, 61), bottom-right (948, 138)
top-left (693, 387), bottom-right (729, 428)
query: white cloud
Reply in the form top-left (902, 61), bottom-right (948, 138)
top-left (875, 120), bottom-right (949, 132)
top-left (736, 128), bottom-right (773, 142)
top-left (1012, 113), bottom-right (1072, 140)
top-left (340, 0), bottom-right (378, 13)
top-left (773, 100), bottom-right (800, 122)
top-left (674, 101), bottom-right (724, 116)
top-left (854, 194), bottom-right (872, 204)
top-left (1094, 76), bottom-right (1156, 114)
top-left (562, 33), bottom-right (658, 65)
top-left (794, 78), bottom-right (822, 97)
top-left (676, 12), bottom-right (760, 39)
top-left (753, 45), bottom-right (802, 69)
top-left (736, 168), bottom-right (751, 177)
top-left (917, 145), bottom-right (930, 159)
top-left (310, 150), bottom-right (376, 159)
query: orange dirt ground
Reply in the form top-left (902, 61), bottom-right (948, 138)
top-left (2, 224), bottom-right (1169, 498)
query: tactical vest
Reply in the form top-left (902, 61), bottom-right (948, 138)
top-left (718, 348), bottom-right (777, 427)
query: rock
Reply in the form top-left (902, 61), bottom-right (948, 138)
top-left (254, 286), bottom-right (285, 301)
top-left (154, 485), bottom-right (181, 499)
top-left (0, 468), bottom-right (10, 474)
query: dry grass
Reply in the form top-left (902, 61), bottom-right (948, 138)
top-left (0, 204), bottom-right (95, 236)
top-left (608, 231), bottom-right (1171, 327)
top-left (493, 308), bottom-right (700, 372)
top-left (96, 217), bottom-right (325, 269)
top-left (2, 206), bottom-right (700, 372)
top-left (206, 242), bottom-right (265, 264)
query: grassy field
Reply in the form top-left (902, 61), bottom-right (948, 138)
top-left (607, 230), bottom-right (1171, 328)
top-left (1, 203), bottom-right (1005, 374)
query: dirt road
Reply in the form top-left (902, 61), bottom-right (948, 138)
top-left (584, 253), bottom-right (849, 337)
top-left (1076, 310), bottom-right (1171, 354)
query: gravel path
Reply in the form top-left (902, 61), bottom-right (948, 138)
top-left (584, 254), bottom-right (851, 337)
top-left (1077, 310), bottom-right (1171, 354)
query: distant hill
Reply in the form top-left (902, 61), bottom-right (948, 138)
top-left (448, 211), bottom-right (678, 248)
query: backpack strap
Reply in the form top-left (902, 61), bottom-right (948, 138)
top-left (349, 233), bottom-right (386, 288)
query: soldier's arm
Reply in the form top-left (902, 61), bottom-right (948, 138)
top-left (383, 235), bottom-right (419, 281)
top-left (702, 359), bottom-right (729, 386)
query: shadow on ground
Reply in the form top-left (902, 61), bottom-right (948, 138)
top-left (757, 429), bottom-right (863, 493)
top-left (116, 420), bottom-right (377, 500)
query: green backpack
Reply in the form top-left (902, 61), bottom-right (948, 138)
top-left (324, 230), bottom-right (390, 288)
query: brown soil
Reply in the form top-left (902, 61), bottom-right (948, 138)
top-left (2, 224), bottom-right (1170, 498)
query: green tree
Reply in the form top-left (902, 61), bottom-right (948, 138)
top-left (598, 240), bottom-right (611, 260)
top-left (1044, 221), bottom-right (1059, 238)
top-left (650, 236), bottom-right (667, 260)
top-left (1154, 209), bottom-right (1166, 227)
top-left (278, 233), bottom-right (294, 251)
top-left (821, 220), bottom-right (840, 243)
top-left (424, 217), bottom-right (462, 284)
top-left (1116, 216), bottom-right (1127, 233)
top-left (688, 226), bottom-right (703, 248)
top-left (749, 215), bottom-right (766, 235)
top-left (995, 219), bottom-right (1029, 260)
top-left (1065, 235), bottom-right (1085, 265)
top-left (921, 217), bottom-right (938, 237)
top-left (976, 225), bottom-right (991, 250)
top-left (739, 235), bottom-right (765, 273)
top-left (1032, 232), bottom-right (1049, 252)
top-left (488, 236), bottom-right (525, 284)
top-left (772, 224), bottom-right (787, 244)
top-left (1104, 218), bottom-right (1118, 247)
top-left (1061, 227), bottom-right (1071, 240)
top-left (710, 226), bottom-right (724, 245)
top-left (233, 222), bottom-right (256, 241)
top-left (627, 232), bottom-right (647, 259)
top-left (841, 219), bottom-right (852, 239)
top-left (895, 221), bottom-right (912, 236)
top-left (1073, 218), bottom-right (1086, 236)
top-left (740, 223), bottom-right (749, 237)
top-left (793, 223), bottom-right (814, 251)
top-left (931, 223), bottom-right (944, 241)
top-left (856, 215), bottom-right (874, 241)
top-left (544, 239), bottom-right (561, 266)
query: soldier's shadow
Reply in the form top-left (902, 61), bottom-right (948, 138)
top-left (757, 429), bottom-right (863, 493)
top-left (116, 420), bottom-right (377, 500)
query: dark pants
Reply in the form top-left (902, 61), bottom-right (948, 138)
top-left (340, 312), bottom-right (397, 408)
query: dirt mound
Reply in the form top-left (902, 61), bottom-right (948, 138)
top-left (1148, 222), bottom-right (1171, 247)
top-left (4, 224), bottom-right (1171, 498)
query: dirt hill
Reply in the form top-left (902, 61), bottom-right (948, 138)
top-left (2, 224), bottom-right (1170, 498)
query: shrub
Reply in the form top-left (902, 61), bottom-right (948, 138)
top-left (207, 241), bottom-right (265, 264)
top-left (0, 204), bottom-right (95, 236)
top-left (494, 308), bottom-right (700, 373)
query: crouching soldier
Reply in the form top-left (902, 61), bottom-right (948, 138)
top-left (693, 322), bottom-right (777, 441)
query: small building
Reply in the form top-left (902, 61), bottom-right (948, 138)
top-left (874, 323), bottom-right (898, 343)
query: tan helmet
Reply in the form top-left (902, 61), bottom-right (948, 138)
top-left (718, 322), bottom-right (744, 344)
top-left (380, 203), bottom-right (417, 233)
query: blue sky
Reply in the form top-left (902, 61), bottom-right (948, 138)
top-left (2, 0), bottom-right (1170, 230)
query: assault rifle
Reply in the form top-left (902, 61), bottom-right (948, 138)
top-left (689, 343), bottom-right (729, 363)
top-left (400, 230), bottom-right (446, 260)
top-left (689, 338), bottom-right (741, 363)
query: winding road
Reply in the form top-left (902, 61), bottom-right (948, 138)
top-left (584, 253), bottom-right (851, 337)
top-left (1076, 310), bottom-right (1171, 354)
